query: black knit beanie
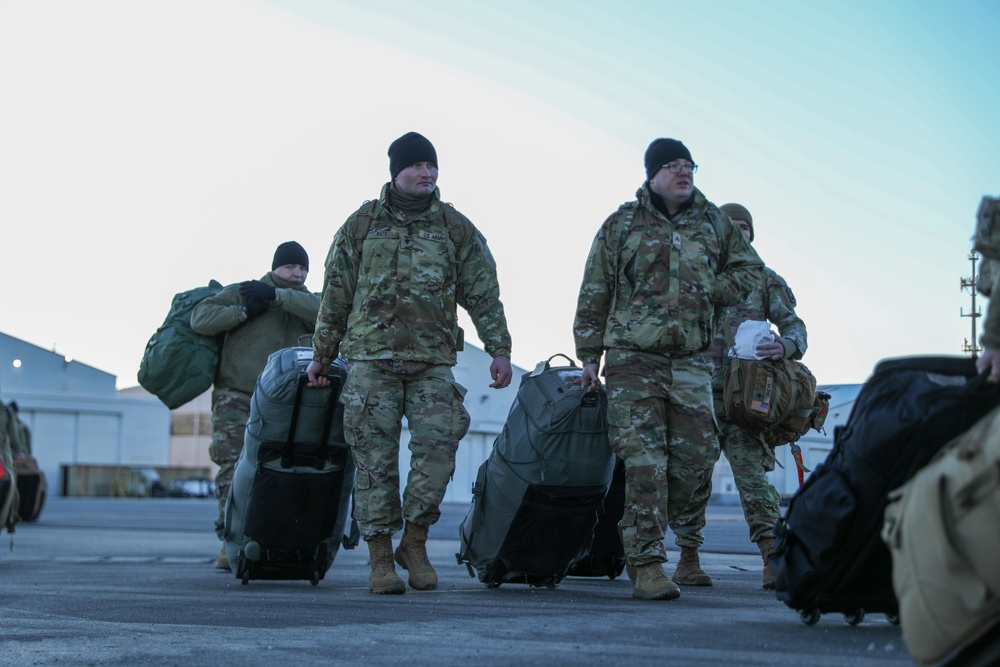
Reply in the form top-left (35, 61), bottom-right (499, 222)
top-left (720, 203), bottom-right (754, 242)
top-left (388, 132), bottom-right (437, 179)
top-left (272, 241), bottom-right (309, 271)
top-left (644, 138), bottom-right (693, 180)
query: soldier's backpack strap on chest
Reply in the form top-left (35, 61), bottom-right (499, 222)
top-left (442, 203), bottom-right (469, 247)
top-left (352, 200), bottom-right (467, 253)
top-left (352, 200), bottom-right (377, 252)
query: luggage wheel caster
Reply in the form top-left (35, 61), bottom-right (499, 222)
top-left (843, 609), bottom-right (865, 625)
top-left (486, 582), bottom-right (501, 589)
top-left (885, 612), bottom-right (899, 625)
top-left (310, 573), bottom-right (320, 586)
top-left (241, 572), bottom-right (250, 586)
top-left (799, 608), bottom-right (820, 626)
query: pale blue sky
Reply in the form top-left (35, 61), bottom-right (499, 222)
top-left (1, 0), bottom-right (998, 388)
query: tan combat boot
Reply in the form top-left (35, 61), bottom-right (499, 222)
top-left (215, 546), bottom-right (231, 571)
top-left (367, 535), bottom-right (405, 595)
top-left (672, 546), bottom-right (713, 586)
top-left (394, 522), bottom-right (438, 590)
top-left (631, 562), bottom-right (681, 600)
top-left (758, 536), bottom-right (776, 590)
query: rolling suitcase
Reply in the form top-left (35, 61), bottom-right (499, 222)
top-left (771, 355), bottom-right (1000, 625)
top-left (566, 458), bottom-right (626, 579)
top-left (456, 354), bottom-right (615, 588)
top-left (224, 348), bottom-right (358, 585)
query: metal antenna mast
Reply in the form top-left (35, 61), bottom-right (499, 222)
top-left (961, 249), bottom-right (982, 358)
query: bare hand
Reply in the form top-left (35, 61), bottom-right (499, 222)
top-left (756, 334), bottom-right (786, 361)
top-left (489, 356), bottom-right (513, 389)
top-left (306, 360), bottom-right (331, 388)
top-left (580, 363), bottom-right (601, 392)
top-left (977, 348), bottom-right (1000, 382)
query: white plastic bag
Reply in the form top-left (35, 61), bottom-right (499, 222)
top-left (732, 320), bottom-right (774, 359)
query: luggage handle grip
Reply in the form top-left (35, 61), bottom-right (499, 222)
top-left (281, 372), bottom-right (342, 469)
top-left (529, 353), bottom-right (577, 377)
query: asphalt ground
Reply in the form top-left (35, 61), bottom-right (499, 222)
top-left (0, 497), bottom-right (914, 667)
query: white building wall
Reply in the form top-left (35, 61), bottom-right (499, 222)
top-left (2, 332), bottom-right (171, 494)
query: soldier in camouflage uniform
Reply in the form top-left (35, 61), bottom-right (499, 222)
top-left (669, 203), bottom-right (807, 590)
top-left (190, 241), bottom-right (320, 570)
top-left (306, 132), bottom-right (513, 595)
top-left (573, 139), bottom-right (763, 601)
top-left (0, 398), bottom-right (21, 534)
top-left (8, 401), bottom-right (31, 463)
top-left (977, 254), bottom-right (1000, 382)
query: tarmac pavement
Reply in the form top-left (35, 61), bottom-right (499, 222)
top-left (0, 497), bottom-right (914, 666)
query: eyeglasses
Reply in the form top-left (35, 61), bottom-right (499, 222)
top-left (662, 162), bottom-right (698, 174)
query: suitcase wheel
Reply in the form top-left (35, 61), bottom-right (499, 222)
top-left (843, 609), bottom-right (865, 626)
top-left (241, 571), bottom-right (250, 586)
top-left (310, 572), bottom-right (320, 586)
top-left (885, 612), bottom-right (899, 626)
top-left (799, 608), bottom-right (820, 626)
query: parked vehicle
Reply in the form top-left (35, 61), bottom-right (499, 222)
top-left (167, 478), bottom-right (214, 498)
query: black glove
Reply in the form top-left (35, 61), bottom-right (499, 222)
top-left (242, 297), bottom-right (268, 320)
top-left (239, 280), bottom-right (276, 303)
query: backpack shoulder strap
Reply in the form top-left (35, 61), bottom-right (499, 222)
top-left (442, 202), bottom-right (470, 246)
top-left (352, 200), bottom-right (377, 251)
top-left (609, 201), bottom-right (639, 256)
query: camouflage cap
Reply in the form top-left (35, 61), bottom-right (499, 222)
top-left (720, 203), bottom-right (754, 242)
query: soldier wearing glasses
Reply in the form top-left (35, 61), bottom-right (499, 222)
top-left (573, 138), bottom-right (763, 601)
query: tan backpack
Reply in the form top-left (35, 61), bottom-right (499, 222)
top-left (881, 404), bottom-right (1000, 667)
top-left (723, 356), bottom-right (827, 448)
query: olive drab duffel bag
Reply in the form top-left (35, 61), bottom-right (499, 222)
top-left (138, 280), bottom-right (224, 409)
top-left (882, 399), bottom-right (1000, 667)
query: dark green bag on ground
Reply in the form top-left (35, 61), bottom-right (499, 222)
top-left (138, 280), bottom-right (223, 409)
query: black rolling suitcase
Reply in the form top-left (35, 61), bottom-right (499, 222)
top-left (456, 354), bottom-right (616, 588)
top-left (771, 355), bottom-right (1000, 625)
top-left (566, 458), bottom-right (626, 579)
top-left (224, 349), bottom-right (358, 586)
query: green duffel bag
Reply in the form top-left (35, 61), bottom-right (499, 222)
top-left (138, 280), bottom-right (224, 409)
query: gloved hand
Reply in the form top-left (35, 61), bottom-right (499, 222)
top-left (242, 297), bottom-right (268, 320)
top-left (239, 280), bottom-right (276, 303)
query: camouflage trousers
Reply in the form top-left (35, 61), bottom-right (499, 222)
top-left (341, 360), bottom-right (471, 540)
top-left (209, 388), bottom-right (251, 540)
top-left (605, 349), bottom-right (720, 566)
top-left (671, 391), bottom-right (781, 545)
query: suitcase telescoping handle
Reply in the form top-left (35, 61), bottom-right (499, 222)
top-left (282, 371), bottom-right (342, 469)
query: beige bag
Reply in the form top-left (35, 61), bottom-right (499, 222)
top-left (882, 405), bottom-right (1000, 666)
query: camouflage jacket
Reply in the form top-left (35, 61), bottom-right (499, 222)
top-left (574, 185), bottom-right (764, 363)
top-left (704, 266), bottom-right (808, 391)
top-left (981, 257), bottom-right (1000, 349)
top-left (191, 273), bottom-right (320, 395)
top-left (313, 184), bottom-right (512, 366)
